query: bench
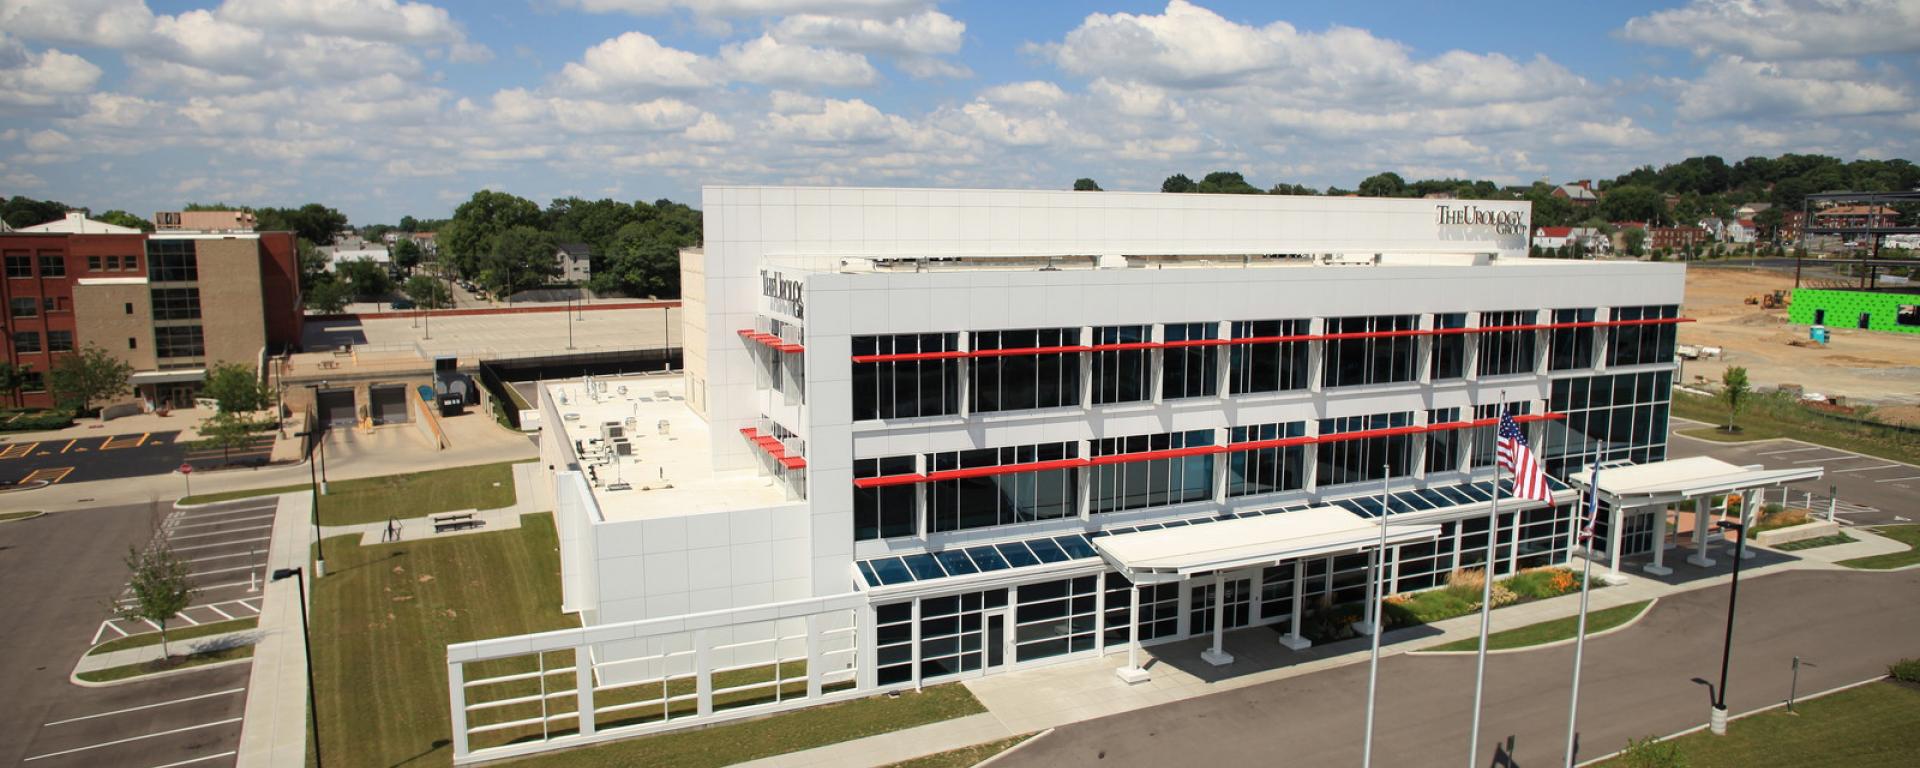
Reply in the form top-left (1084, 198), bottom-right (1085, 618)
top-left (435, 519), bottom-right (484, 533)
top-left (432, 512), bottom-right (476, 525)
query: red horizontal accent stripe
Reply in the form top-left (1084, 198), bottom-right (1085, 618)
top-left (741, 426), bottom-right (808, 469)
top-left (968, 345), bottom-right (1093, 359)
top-left (778, 456), bottom-right (808, 469)
top-left (851, 412), bottom-right (1567, 488)
top-left (851, 350), bottom-right (968, 363)
top-left (739, 329), bottom-right (806, 354)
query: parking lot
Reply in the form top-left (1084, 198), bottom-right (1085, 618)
top-left (1670, 423), bottom-right (1917, 526)
top-left (0, 430), bottom-right (275, 488)
top-left (0, 497), bottom-right (282, 768)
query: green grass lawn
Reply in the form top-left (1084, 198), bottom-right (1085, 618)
top-left (1673, 391), bottom-right (1920, 465)
top-left (76, 645), bottom-right (254, 683)
top-left (182, 460), bottom-right (524, 525)
top-left (0, 510), bottom-right (42, 522)
top-left (1839, 525), bottom-right (1920, 570)
top-left (311, 512), bottom-right (986, 768)
top-left (1425, 600), bottom-right (1652, 652)
top-left (883, 735), bottom-right (1034, 768)
top-left (1774, 532), bottom-right (1856, 551)
top-left (1594, 680), bottom-right (1920, 767)
top-left (88, 617), bottom-right (257, 655)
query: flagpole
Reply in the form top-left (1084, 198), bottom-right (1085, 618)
top-left (1564, 444), bottom-right (1604, 767)
top-left (1467, 392), bottom-right (1505, 768)
top-left (1363, 462), bottom-right (1391, 768)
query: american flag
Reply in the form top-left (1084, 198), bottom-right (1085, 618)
top-left (1496, 411), bottom-right (1554, 505)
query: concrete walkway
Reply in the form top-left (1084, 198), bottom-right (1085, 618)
top-left (744, 531), bottom-right (1912, 768)
top-left (234, 493), bottom-right (313, 768)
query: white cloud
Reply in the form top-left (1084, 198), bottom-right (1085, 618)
top-left (980, 81), bottom-right (1065, 106)
top-left (216, 0), bottom-right (465, 44)
top-left (559, 32), bottom-right (713, 93)
top-left (1087, 78), bottom-right (1178, 118)
top-left (0, 0), bottom-right (156, 49)
top-left (489, 88), bottom-right (703, 133)
top-left (762, 95), bottom-right (902, 142)
top-left (0, 35), bottom-right (102, 105)
top-left (24, 128), bottom-right (69, 152)
top-left (684, 112), bottom-right (737, 142)
top-left (1622, 0), bottom-right (1920, 60)
top-left (771, 10), bottom-right (963, 54)
top-left (720, 35), bottom-right (879, 88)
top-left (560, 0), bottom-right (926, 18)
top-left (1673, 57), bottom-right (1912, 119)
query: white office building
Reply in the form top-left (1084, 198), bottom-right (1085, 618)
top-left (448, 187), bottom-right (1820, 763)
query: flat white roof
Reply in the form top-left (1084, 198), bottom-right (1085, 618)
top-left (547, 375), bottom-right (789, 522)
top-left (1575, 456), bottom-right (1824, 502)
top-left (1094, 506), bottom-right (1440, 579)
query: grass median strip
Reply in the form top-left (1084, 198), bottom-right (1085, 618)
top-left (1838, 525), bottom-right (1920, 570)
top-left (1425, 600), bottom-right (1653, 652)
top-left (883, 734), bottom-right (1036, 768)
top-left (1673, 391), bottom-right (1920, 465)
top-left (181, 460), bottom-right (525, 525)
top-left (88, 617), bottom-right (258, 655)
top-left (77, 645), bottom-right (254, 683)
top-left (1773, 532), bottom-right (1856, 551)
top-left (1595, 680), bottom-right (1920, 767)
top-left (0, 510), bottom-right (42, 522)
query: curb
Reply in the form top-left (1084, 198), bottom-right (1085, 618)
top-left (70, 655), bottom-right (254, 688)
top-left (974, 729), bottom-right (1051, 768)
top-left (1406, 599), bottom-right (1658, 656)
top-left (1573, 674), bottom-right (1893, 766)
top-left (173, 488), bottom-right (306, 511)
top-left (0, 480), bottom-right (52, 494)
top-left (0, 510), bottom-right (47, 523)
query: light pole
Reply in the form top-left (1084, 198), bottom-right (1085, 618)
top-left (272, 567), bottom-right (322, 767)
top-left (1709, 519), bottom-right (1748, 735)
top-left (567, 297), bottom-right (575, 350)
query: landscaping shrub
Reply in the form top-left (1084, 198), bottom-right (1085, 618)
top-left (0, 408), bottom-right (75, 432)
top-left (1891, 658), bottom-right (1920, 684)
top-left (1752, 507), bottom-right (1811, 534)
top-left (1503, 567), bottom-right (1582, 600)
top-left (1617, 735), bottom-right (1687, 767)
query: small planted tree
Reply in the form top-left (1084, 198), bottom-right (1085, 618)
top-left (1721, 366), bottom-right (1751, 432)
top-left (120, 543), bottom-right (197, 660)
top-left (197, 411), bottom-right (258, 466)
top-left (403, 274), bottom-right (451, 309)
top-left (48, 343), bottom-right (132, 417)
top-left (0, 361), bottom-right (29, 408)
top-left (202, 362), bottom-right (272, 413)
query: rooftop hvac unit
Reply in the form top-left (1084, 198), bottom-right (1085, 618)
top-left (612, 439), bottom-right (633, 456)
top-left (657, 419), bottom-right (672, 436)
top-left (601, 421), bottom-right (625, 441)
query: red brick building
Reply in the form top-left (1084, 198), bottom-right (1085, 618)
top-left (2, 228), bottom-right (301, 410)
top-left (1648, 225), bottom-right (1709, 252)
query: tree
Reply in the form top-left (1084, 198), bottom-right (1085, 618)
top-left (1161, 174), bottom-right (1196, 193)
top-left (1073, 178), bottom-right (1102, 191)
top-left (1622, 227), bottom-right (1648, 257)
top-left (1196, 171), bottom-right (1262, 194)
top-left (96, 209), bottom-right (155, 232)
top-left (254, 203), bottom-right (350, 245)
top-left (588, 199), bottom-right (700, 298)
top-left (202, 362), bottom-right (272, 413)
top-left (305, 277), bottom-right (351, 313)
top-left (119, 543), bottom-right (196, 659)
top-left (1523, 182), bottom-right (1576, 227)
top-left (485, 225), bottom-right (559, 300)
top-left (0, 361), bottom-right (29, 408)
top-left (196, 412), bottom-right (260, 466)
top-left (1600, 185), bottom-right (1667, 225)
top-left (1, 195), bottom-right (69, 228)
top-left (391, 238), bottom-right (423, 274)
top-left (403, 274), bottom-right (451, 309)
top-left (444, 191), bottom-right (542, 279)
top-left (337, 259), bottom-right (392, 298)
top-left (48, 344), bottom-right (131, 416)
top-left (1358, 172), bottom-right (1408, 198)
top-left (1269, 182), bottom-right (1318, 196)
top-left (545, 197), bottom-right (639, 256)
top-left (1721, 366), bottom-right (1751, 432)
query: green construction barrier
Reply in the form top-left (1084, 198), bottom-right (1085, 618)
top-left (1788, 289), bottom-right (1920, 334)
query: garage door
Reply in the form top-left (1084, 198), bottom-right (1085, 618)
top-left (317, 389), bottom-right (357, 427)
top-left (370, 385), bottom-right (411, 425)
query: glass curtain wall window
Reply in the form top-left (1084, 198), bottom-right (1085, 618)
top-left (1548, 308), bottom-right (1597, 370)
top-left (154, 325), bottom-right (205, 360)
top-left (1425, 408), bottom-right (1464, 474)
top-left (1091, 325), bottom-right (1152, 404)
top-left (1476, 310), bottom-right (1538, 377)
top-left (1469, 402), bottom-right (1534, 468)
top-left (1228, 319), bottom-right (1310, 394)
top-left (1323, 315), bottom-right (1418, 388)
top-left (1542, 371), bottom-right (1672, 476)
top-left (1315, 412), bottom-right (1414, 487)
top-left (147, 240), bottom-right (198, 282)
top-left (1161, 323), bottom-right (1219, 399)
top-left (1606, 305), bottom-right (1680, 366)
top-left (853, 333), bottom-right (961, 421)
top-left (1089, 430), bottom-right (1216, 513)
top-left (1102, 574), bottom-right (1179, 645)
top-left (926, 442), bottom-right (1079, 533)
top-left (1014, 575), bottom-right (1099, 662)
top-left (855, 456), bottom-right (917, 541)
top-left (916, 591), bottom-right (1001, 680)
top-left (875, 601), bottom-right (916, 685)
top-left (969, 328), bottom-right (1080, 413)
top-left (1430, 313), bottom-right (1467, 380)
top-left (1227, 422), bottom-right (1307, 497)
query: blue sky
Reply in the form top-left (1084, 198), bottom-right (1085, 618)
top-left (2, 1), bottom-right (1915, 224)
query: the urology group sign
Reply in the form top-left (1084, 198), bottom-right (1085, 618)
top-left (761, 269), bottom-right (804, 319)
top-left (1436, 204), bottom-right (1528, 235)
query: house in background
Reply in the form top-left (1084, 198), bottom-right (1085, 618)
top-left (1551, 180), bottom-right (1599, 207)
top-left (1724, 219), bottom-right (1759, 244)
top-left (410, 231), bottom-right (439, 257)
top-left (555, 242), bottom-right (593, 283)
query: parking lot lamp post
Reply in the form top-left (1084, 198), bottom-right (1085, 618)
top-left (1710, 519), bottom-right (1747, 735)
top-left (272, 567), bottom-right (322, 767)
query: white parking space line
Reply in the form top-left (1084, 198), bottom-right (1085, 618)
top-left (22, 717), bottom-right (243, 761)
top-left (207, 603), bottom-right (234, 620)
top-left (171, 537), bottom-right (271, 554)
top-left (1830, 464), bottom-right (1902, 474)
top-left (1875, 475), bottom-right (1920, 484)
top-left (167, 525), bottom-right (272, 541)
top-left (173, 505), bottom-right (276, 521)
top-left (167, 515), bottom-right (274, 532)
top-left (1793, 454), bottom-right (1860, 463)
top-left (1758, 447), bottom-right (1824, 456)
top-left (43, 689), bottom-right (246, 727)
top-left (147, 751), bottom-right (238, 768)
top-left (186, 563), bottom-right (264, 579)
top-left (182, 551), bottom-right (264, 565)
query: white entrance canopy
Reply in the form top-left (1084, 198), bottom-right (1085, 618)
top-left (1094, 505), bottom-right (1441, 582)
top-left (1570, 456), bottom-right (1824, 506)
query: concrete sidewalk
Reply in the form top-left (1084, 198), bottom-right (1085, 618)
top-left (234, 493), bottom-right (312, 768)
top-left (743, 534), bottom-right (1906, 768)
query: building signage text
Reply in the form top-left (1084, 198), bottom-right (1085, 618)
top-left (761, 269), bottom-right (805, 319)
top-left (1436, 205), bottom-right (1528, 235)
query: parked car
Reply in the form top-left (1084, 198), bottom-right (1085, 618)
top-left (391, 298), bottom-right (415, 310)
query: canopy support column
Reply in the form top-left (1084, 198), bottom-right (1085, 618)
top-left (1200, 573), bottom-right (1233, 667)
top-left (1115, 579), bottom-right (1150, 684)
top-left (1739, 488), bottom-right (1758, 559)
top-left (1644, 503), bottom-right (1672, 576)
top-left (1279, 559), bottom-right (1311, 651)
top-left (1601, 499), bottom-right (1629, 585)
top-left (1687, 494), bottom-right (1717, 568)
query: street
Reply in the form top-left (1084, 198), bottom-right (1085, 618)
top-left (1002, 568), bottom-right (1920, 767)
